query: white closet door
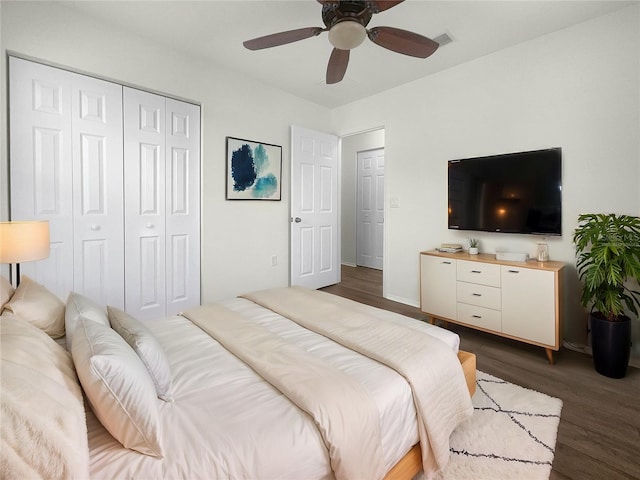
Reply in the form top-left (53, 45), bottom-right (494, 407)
top-left (10, 58), bottom-right (124, 304)
top-left (124, 87), bottom-right (167, 320)
top-left (9, 57), bottom-right (74, 299)
top-left (71, 74), bottom-right (124, 307)
top-left (165, 98), bottom-right (200, 315)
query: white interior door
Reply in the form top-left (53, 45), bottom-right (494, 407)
top-left (10, 57), bottom-right (124, 305)
top-left (165, 98), bottom-right (200, 316)
top-left (356, 148), bottom-right (384, 270)
top-left (124, 87), bottom-right (167, 320)
top-left (290, 125), bottom-right (340, 289)
top-left (9, 57), bottom-right (73, 299)
top-left (71, 72), bottom-right (124, 308)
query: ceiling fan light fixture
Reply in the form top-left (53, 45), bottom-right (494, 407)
top-left (328, 20), bottom-right (366, 50)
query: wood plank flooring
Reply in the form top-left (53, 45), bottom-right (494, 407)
top-left (321, 265), bottom-right (640, 480)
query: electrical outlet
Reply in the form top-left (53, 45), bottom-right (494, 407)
top-left (271, 255), bottom-right (277, 266)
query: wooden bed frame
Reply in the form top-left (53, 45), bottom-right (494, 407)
top-left (383, 350), bottom-right (477, 480)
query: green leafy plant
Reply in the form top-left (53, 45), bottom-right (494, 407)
top-left (573, 213), bottom-right (640, 321)
top-left (469, 238), bottom-right (478, 248)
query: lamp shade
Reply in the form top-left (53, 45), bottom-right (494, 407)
top-left (0, 221), bottom-right (50, 263)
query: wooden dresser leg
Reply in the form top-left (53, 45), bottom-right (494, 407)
top-left (545, 348), bottom-right (555, 365)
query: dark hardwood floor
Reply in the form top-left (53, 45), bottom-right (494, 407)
top-left (321, 265), bottom-right (640, 480)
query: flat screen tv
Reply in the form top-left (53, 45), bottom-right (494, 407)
top-left (448, 148), bottom-right (562, 235)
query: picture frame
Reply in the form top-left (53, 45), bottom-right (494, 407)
top-left (225, 136), bottom-right (282, 201)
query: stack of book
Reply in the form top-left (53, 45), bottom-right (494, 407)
top-left (436, 243), bottom-right (463, 253)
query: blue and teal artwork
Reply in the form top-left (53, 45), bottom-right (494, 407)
top-left (226, 137), bottom-right (282, 200)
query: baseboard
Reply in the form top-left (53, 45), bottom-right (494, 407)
top-left (340, 262), bottom-right (357, 268)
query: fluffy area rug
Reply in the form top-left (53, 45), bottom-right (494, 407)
top-left (427, 371), bottom-right (563, 480)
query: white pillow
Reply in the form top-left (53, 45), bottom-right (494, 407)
top-left (1, 312), bottom-right (89, 479)
top-left (1, 275), bottom-right (14, 311)
top-left (107, 306), bottom-right (173, 402)
top-left (3, 275), bottom-right (65, 338)
top-left (71, 317), bottom-right (164, 457)
top-left (65, 292), bottom-right (108, 350)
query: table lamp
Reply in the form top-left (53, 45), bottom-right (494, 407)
top-left (0, 221), bottom-right (50, 287)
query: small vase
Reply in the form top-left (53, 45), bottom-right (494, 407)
top-left (469, 247), bottom-right (478, 255)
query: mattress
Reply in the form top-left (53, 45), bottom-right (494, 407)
top-left (87, 297), bottom-right (460, 479)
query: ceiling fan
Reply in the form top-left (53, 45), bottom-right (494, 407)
top-left (243, 0), bottom-right (439, 84)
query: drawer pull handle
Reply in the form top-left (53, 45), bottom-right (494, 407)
top-left (471, 270), bottom-right (482, 273)
top-left (472, 315), bottom-right (482, 319)
top-left (507, 269), bottom-right (520, 273)
top-left (442, 261), bottom-right (452, 264)
top-left (472, 293), bottom-right (482, 296)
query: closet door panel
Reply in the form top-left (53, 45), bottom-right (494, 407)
top-left (9, 57), bottom-right (73, 299)
top-left (71, 74), bottom-right (124, 307)
top-left (124, 87), bottom-right (166, 320)
top-left (165, 99), bottom-right (200, 315)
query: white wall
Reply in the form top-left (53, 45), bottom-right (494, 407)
top-left (0, 1), bottom-right (332, 302)
top-left (340, 129), bottom-right (385, 266)
top-left (332, 6), bottom-right (640, 360)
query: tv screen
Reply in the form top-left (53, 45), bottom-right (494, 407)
top-left (448, 148), bottom-right (562, 235)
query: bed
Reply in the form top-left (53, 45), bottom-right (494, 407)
top-left (1, 275), bottom-right (475, 480)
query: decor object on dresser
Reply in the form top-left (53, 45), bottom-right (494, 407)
top-left (536, 242), bottom-right (550, 262)
top-left (573, 213), bottom-right (640, 378)
top-left (420, 250), bottom-right (564, 364)
top-left (468, 238), bottom-right (479, 255)
top-left (226, 137), bottom-right (282, 200)
top-left (0, 221), bottom-right (50, 287)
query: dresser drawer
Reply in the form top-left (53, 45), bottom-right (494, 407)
top-left (457, 260), bottom-right (501, 287)
top-left (457, 302), bottom-right (502, 332)
top-left (457, 281), bottom-right (501, 310)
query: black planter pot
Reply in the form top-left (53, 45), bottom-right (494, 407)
top-left (590, 313), bottom-right (632, 379)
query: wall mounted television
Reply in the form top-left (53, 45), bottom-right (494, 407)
top-left (448, 148), bottom-right (562, 236)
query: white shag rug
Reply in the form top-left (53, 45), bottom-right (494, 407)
top-left (422, 371), bottom-right (563, 480)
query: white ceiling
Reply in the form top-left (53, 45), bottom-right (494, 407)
top-left (61, 0), bottom-right (636, 108)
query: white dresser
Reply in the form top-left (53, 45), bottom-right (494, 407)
top-left (420, 250), bottom-right (564, 363)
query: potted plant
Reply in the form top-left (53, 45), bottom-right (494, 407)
top-left (573, 213), bottom-right (640, 378)
top-left (469, 238), bottom-right (479, 255)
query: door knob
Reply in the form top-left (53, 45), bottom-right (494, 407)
top-left (146, 223), bottom-right (154, 228)
top-left (293, 217), bottom-right (302, 223)
top-left (90, 224), bottom-right (100, 231)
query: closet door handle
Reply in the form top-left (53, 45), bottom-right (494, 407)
top-left (90, 224), bottom-right (100, 231)
top-left (146, 223), bottom-right (154, 229)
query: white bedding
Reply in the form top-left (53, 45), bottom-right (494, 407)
top-left (87, 297), bottom-right (461, 479)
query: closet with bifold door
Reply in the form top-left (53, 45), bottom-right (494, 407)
top-left (9, 56), bottom-right (201, 320)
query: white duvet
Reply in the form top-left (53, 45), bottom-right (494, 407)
top-left (87, 297), bottom-right (461, 480)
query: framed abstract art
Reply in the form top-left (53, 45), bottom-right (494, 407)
top-left (225, 136), bottom-right (282, 200)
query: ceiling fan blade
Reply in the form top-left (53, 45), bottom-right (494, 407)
top-left (243, 27), bottom-right (324, 50)
top-left (368, 26), bottom-right (439, 58)
top-left (326, 48), bottom-right (350, 84)
top-left (368, 1), bottom-right (405, 13)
